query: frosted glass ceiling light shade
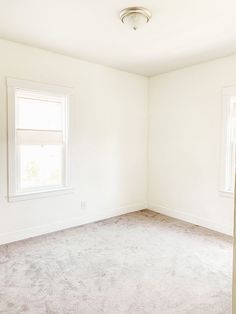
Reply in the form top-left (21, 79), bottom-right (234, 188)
top-left (120, 7), bottom-right (152, 31)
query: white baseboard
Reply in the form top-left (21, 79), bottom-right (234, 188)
top-left (148, 204), bottom-right (233, 236)
top-left (0, 202), bottom-right (147, 245)
top-left (1, 202), bottom-right (231, 245)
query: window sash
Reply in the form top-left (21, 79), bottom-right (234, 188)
top-left (16, 144), bottom-right (65, 193)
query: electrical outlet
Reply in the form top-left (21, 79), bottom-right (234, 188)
top-left (81, 200), bottom-right (86, 210)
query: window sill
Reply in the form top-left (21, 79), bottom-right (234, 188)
top-left (219, 190), bottom-right (234, 198)
top-left (8, 187), bottom-right (73, 202)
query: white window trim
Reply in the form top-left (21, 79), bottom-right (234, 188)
top-left (8, 187), bottom-right (73, 202)
top-left (219, 86), bottom-right (236, 198)
top-left (7, 77), bottom-right (73, 202)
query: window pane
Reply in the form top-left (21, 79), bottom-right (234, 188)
top-left (17, 97), bottom-right (64, 130)
top-left (19, 145), bottom-right (63, 190)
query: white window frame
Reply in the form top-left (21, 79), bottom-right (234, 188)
top-left (219, 86), bottom-right (236, 198)
top-left (7, 78), bottom-right (73, 201)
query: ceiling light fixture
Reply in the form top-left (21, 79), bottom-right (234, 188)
top-left (120, 7), bottom-right (152, 31)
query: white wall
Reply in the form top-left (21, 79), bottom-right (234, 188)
top-left (1, 37), bottom-right (235, 244)
top-left (148, 56), bottom-right (236, 235)
top-left (0, 39), bottom-right (148, 244)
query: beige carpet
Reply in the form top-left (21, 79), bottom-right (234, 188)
top-left (0, 210), bottom-right (233, 314)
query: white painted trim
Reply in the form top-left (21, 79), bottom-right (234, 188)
top-left (149, 203), bottom-right (233, 236)
top-left (7, 77), bottom-right (73, 201)
top-left (222, 85), bottom-right (236, 96)
top-left (7, 77), bottom-right (73, 96)
top-left (219, 190), bottom-right (234, 198)
top-left (219, 86), bottom-right (236, 194)
top-left (8, 187), bottom-right (73, 202)
top-left (0, 203), bottom-right (147, 245)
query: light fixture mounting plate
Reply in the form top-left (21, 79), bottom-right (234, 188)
top-left (120, 7), bottom-right (152, 24)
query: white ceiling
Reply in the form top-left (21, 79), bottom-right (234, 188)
top-left (0, 0), bottom-right (236, 76)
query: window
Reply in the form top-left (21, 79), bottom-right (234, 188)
top-left (7, 78), bottom-right (72, 201)
top-left (220, 86), bottom-right (236, 196)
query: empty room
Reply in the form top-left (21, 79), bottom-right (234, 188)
top-left (0, 1), bottom-right (235, 313)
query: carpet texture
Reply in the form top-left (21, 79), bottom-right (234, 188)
top-left (0, 210), bottom-right (233, 314)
